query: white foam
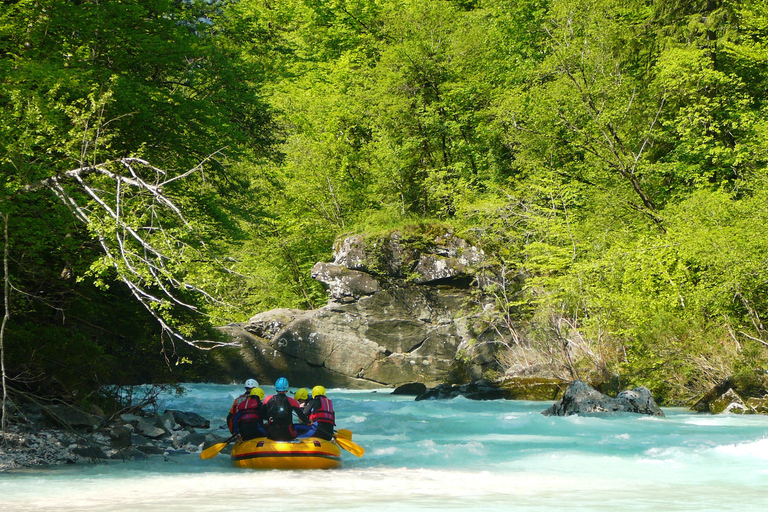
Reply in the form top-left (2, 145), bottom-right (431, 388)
top-left (715, 437), bottom-right (768, 459)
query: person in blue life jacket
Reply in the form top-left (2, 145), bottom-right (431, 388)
top-left (262, 377), bottom-right (310, 441)
top-left (292, 388), bottom-right (312, 437)
top-left (226, 378), bottom-right (259, 433)
top-left (296, 385), bottom-right (335, 441)
top-left (230, 387), bottom-right (267, 440)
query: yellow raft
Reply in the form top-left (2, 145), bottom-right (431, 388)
top-left (230, 437), bottom-right (342, 470)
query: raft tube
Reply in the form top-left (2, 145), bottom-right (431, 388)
top-left (230, 437), bottom-right (342, 470)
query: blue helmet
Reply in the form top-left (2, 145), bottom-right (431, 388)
top-left (275, 377), bottom-right (289, 392)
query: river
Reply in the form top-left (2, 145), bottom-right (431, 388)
top-left (2, 383), bottom-right (768, 511)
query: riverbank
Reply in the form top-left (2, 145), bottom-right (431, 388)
top-left (0, 408), bottom-right (224, 472)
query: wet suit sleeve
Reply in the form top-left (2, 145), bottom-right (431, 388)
top-left (287, 396), bottom-right (310, 424)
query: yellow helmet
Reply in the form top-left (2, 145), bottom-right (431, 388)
top-left (294, 388), bottom-right (309, 401)
top-left (249, 387), bottom-right (265, 401)
top-left (312, 385), bottom-right (326, 397)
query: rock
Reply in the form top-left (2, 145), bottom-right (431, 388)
top-left (746, 397), bottom-right (768, 414)
top-left (45, 404), bottom-right (102, 431)
top-left (167, 410), bottom-right (210, 429)
top-left (201, 433), bottom-right (230, 450)
top-left (1, 401), bottom-right (213, 470)
top-left (392, 382), bottom-right (428, 396)
top-left (616, 387), bottom-right (665, 416)
top-left (415, 381), bottom-right (506, 401)
top-left (415, 384), bottom-right (458, 401)
top-left (542, 380), bottom-right (664, 417)
top-left (182, 432), bottom-right (209, 447)
top-left (691, 373), bottom-right (768, 413)
top-left (154, 411), bottom-right (178, 434)
top-left (135, 419), bottom-right (166, 439)
top-left (499, 377), bottom-right (568, 401)
top-left (710, 388), bottom-right (749, 414)
top-left (244, 308), bottom-right (305, 339)
top-left (216, 231), bottom-right (498, 389)
top-left (311, 263), bottom-right (380, 300)
top-left (120, 413), bottom-right (144, 424)
top-left (108, 424), bottom-right (133, 448)
top-left (72, 446), bottom-right (108, 459)
top-left (136, 444), bottom-right (166, 455)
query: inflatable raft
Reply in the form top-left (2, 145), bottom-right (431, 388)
top-left (230, 437), bottom-right (342, 470)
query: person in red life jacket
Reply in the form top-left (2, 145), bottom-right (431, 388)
top-left (296, 385), bottom-right (335, 441)
top-left (226, 378), bottom-right (259, 433)
top-left (230, 387), bottom-right (267, 440)
top-left (262, 377), bottom-right (310, 441)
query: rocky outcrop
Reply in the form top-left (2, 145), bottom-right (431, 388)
top-left (542, 380), bottom-right (664, 417)
top-left (217, 230), bottom-right (506, 388)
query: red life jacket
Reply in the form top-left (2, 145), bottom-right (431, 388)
top-left (234, 396), bottom-right (262, 424)
top-left (309, 396), bottom-right (335, 425)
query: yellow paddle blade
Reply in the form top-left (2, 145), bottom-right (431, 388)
top-left (200, 434), bottom-right (238, 460)
top-left (335, 428), bottom-right (353, 440)
top-left (200, 442), bottom-right (229, 460)
top-left (334, 434), bottom-right (365, 458)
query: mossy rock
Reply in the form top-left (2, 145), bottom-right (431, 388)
top-left (709, 388), bottom-right (750, 414)
top-left (692, 372), bottom-right (768, 413)
top-left (746, 397), bottom-right (768, 414)
top-left (498, 377), bottom-right (568, 401)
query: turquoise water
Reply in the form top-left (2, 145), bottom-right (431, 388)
top-left (2, 383), bottom-right (768, 511)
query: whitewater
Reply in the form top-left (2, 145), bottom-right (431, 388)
top-left (2, 383), bottom-right (768, 511)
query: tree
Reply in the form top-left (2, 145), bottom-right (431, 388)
top-left (0, 0), bottom-right (276, 401)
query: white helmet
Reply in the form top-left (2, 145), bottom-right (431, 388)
top-left (244, 378), bottom-right (258, 389)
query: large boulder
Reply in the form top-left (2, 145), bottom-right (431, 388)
top-left (216, 230), bottom-right (502, 388)
top-left (542, 380), bottom-right (664, 417)
top-left (166, 410), bottom-right (210, 429)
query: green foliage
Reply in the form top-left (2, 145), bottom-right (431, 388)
top-left (2, 0), bottom-right (768, 406)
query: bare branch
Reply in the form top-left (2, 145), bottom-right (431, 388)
top-left (18, 157), bottom-right (237, 349)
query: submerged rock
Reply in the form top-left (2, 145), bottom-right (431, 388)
top-left (542, 380), bottom-right (664, 417)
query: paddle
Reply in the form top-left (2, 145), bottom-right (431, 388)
top-left (335, 428), bottom-right (353, 440)
top-left (333, 431), bottom-right (365, 458)
top-left (200, 434), bottom-right (238, 460)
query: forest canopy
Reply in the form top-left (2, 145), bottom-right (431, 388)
top-left (1, 0), bottom-right (767, 405)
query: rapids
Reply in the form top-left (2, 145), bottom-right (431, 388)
top-left (2, 383), bottom-right (768, 511)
